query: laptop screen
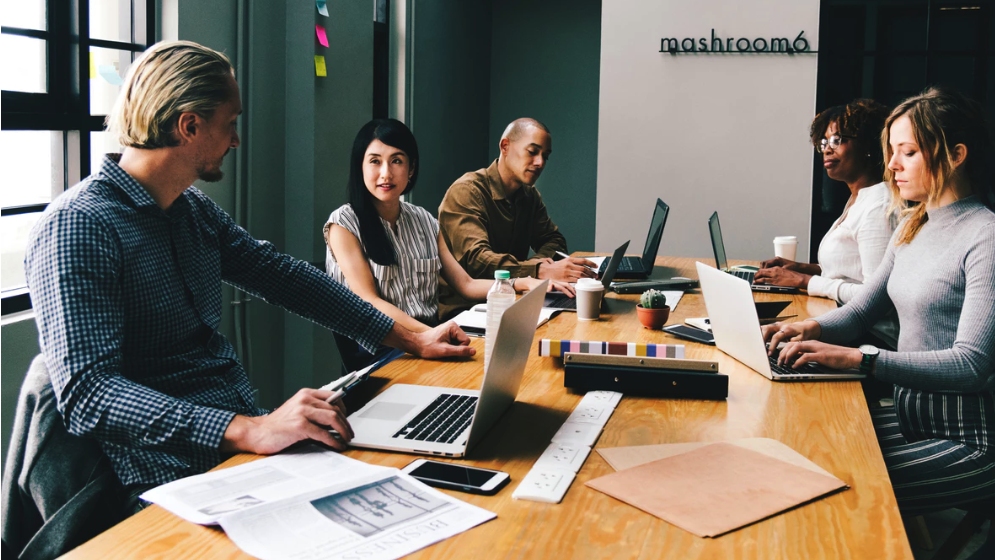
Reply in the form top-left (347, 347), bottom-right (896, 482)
top-left (708, 211), bottom-right (729, 271)
top-left (600, 240), bottom-right (630, 288)
top-left (640, 199), bottom-right (670, 271)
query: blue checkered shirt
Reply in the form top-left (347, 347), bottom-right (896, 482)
top-left (25, 155), bottom-right (395, 487)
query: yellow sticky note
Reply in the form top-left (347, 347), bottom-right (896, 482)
top-left (314, 55), bottom-right (327, 77)
top-left (89, 52), bottom-right (97, 79)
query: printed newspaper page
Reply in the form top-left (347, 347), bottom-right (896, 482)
top-left (219, 471), bottom-right (496, 560)
top-left (140, 445), bottom-right (391, 525)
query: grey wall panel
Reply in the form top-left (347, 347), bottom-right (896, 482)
top-left (489, 0), bottom-right (602, 253)
top-left (407, 1), bottom-right (493, 218)
top-left (597, 0), bottom-right (820, 262)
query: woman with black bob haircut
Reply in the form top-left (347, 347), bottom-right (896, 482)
top-left (763, 87), bottom-right (995, 516)
top-left (324, 119), bottom-right (570, 340)
top-left (756, 99), bottom-right (899, 348)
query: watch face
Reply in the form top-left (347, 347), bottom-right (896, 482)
top-left (859, 344), bottom-right (879, 356)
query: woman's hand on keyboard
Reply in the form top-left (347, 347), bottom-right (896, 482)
top-left (762, 319), bottom-right (822, 355)
top-left (776, 340), bottom-right (862, 371)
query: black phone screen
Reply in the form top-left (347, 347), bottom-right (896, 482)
top-left (663, 324), bottom-right (716, 345)
top-left (407, 461), bottom-right (498, 488)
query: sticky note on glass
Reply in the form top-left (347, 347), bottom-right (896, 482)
top-left (314, 55), bottom-right (327, 77)
top-left (316, 0), bottom-right (328, 17)
top-left (98, 64), bottom-right (124, 86)
top-left (315, 25), bottom-right (329, 47)
top-left (89, 52), bottom-right (97, 79)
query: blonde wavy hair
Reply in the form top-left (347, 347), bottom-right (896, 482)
top-left (883, 87), bottom-right (994, 245)
top-left (107, 41), bottom-right (234, 149)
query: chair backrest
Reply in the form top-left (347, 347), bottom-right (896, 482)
top-left (1, 356), bottom-right (123, 558)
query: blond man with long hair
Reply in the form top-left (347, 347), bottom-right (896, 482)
top-left (763, 87), bottom-right (995, 515)
top-left (23, 41), bottom-right (473, 518)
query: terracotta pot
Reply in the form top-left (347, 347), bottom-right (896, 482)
top-left (636, 304), bottom-right (670, 330)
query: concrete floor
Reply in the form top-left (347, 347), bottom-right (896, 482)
top-left (907, 510), bottom-right (991, 560)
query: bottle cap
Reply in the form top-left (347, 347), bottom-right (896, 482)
top-left (494, 270), bottom-right (510, 279)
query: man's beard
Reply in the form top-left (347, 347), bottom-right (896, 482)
top-left (198, 160), bottom-right (225, 183)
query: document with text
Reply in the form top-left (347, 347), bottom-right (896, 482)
top-left (140, 445), bottom-right (392, 525)
top-left (219, 470), bottom-right (496, 560)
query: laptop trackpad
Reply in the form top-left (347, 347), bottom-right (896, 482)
top-left (358, 402), bottom-right (416, 421)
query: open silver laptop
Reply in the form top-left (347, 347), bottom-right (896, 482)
top-left (347, 279), bottom-right (548, 457)
top-left (544, 240), bottom-right (630, 311)
top-left (696, 262), bottom-right (864, 381)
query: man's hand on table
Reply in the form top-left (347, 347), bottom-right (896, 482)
top-left (538, 256), bottom-right (598, 281)
top-left (383, 320), bottom-right (476, 360)
top-left (222, 389), bottom-right (354, 454)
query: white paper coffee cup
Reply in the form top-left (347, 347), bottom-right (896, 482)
top-left (773, 236), bottom-right (798, 261)
top-left (575, 278), bottom-right (604, 321)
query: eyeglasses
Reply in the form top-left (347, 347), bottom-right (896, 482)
top-left (816, 134), bottom-right (855, 154)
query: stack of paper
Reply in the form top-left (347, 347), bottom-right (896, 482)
top-left (452, 304), bottom-right (561, 336)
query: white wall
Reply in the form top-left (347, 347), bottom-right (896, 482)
top-left (596, 0), bottom-right (820, 262)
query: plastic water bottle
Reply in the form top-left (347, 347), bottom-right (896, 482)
top-left (485, 270), bottom-right (516, 372)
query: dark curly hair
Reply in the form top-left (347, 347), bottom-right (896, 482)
top-left (810, 99), bottom-right (890, 178)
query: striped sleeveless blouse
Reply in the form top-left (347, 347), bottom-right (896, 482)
top-left (324, 202), bottom-right (441, 325)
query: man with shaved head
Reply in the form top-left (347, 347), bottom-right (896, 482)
top-left (439, 118), bottom-right (596, 284)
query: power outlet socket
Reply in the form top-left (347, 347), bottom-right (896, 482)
top-left (566, 403), bottom-right (613, 426)
top-left (534, 442), bottom-right (591, 473)
top-left (551, 421), bottom-right (603, 447)
top-left (580, 390), bottom-right (623, 409)
top-left (512, 467), bottom-right (576, 503)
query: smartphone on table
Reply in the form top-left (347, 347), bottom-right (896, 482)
top-left (401, 459), bottom-right (510, 495)
top-left (662, 324), bottom-right (716, 345)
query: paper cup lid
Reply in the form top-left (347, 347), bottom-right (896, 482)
top-left (576, 278), bottom-right (604, 291)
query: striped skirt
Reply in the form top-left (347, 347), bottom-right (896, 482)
top-left (872, 387), bottom-right (995, 514)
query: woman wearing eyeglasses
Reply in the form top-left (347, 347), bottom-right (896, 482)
top-left (755, 99), bottom-right (898, 348)
top-left (763, 87), bottom-right (995, 515)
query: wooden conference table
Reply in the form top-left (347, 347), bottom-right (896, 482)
top-left (62, 256), bottom-right (913, 560)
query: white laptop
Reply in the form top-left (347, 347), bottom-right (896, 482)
top-left (347, 279), bottom-right (549, 457)
top-left (695, 262), bottom-right (864, 382)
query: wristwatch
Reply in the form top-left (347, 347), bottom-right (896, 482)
top-left (858, 344), bottom-right (879, 376)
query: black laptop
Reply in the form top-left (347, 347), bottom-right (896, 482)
top-left (707, 211), bottom-right (797, 294)
top-left (604, 198), bottom-right (669, 280)
top-left (544, 240), bottom-right (630, 311)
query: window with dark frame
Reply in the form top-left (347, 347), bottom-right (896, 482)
top-left (1, 0), bottom-right (156, 315)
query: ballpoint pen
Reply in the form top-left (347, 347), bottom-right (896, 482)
top-left (325, 374), bottom-right (365, 404)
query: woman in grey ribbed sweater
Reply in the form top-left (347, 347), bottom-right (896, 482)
top-left (764, 87), bottom-right (995, 514)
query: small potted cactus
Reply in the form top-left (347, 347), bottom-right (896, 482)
top-left (636, 289), bottom-right (670, 329)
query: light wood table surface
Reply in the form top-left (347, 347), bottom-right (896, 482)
top-left (61, 256), bottom-right (913, 560)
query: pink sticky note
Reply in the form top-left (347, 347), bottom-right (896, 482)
top-left (316, 25), bottom-right (328, 48)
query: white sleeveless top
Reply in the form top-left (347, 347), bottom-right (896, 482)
top-left (325, 202), bottom-right (441, 324)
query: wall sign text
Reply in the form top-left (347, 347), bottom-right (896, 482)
top-left (660, 30), bottom-right (814, 54)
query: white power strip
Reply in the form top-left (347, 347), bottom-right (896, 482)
top-left (512, 391), bottom-right (622, 503)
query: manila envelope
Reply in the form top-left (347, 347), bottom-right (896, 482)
top-left (597, 437), bottom-right (834, 477)
top-left (586, 442), bottom-right (848, 538)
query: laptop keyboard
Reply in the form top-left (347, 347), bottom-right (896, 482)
top-left (392, 393), bottom-right (478, 444)
top-left (767, 354), bottom-right (827, 376)
top-left (731, 269), bottom-right (756, 283)
top-left (545, 293), bottom-right (576, 309)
